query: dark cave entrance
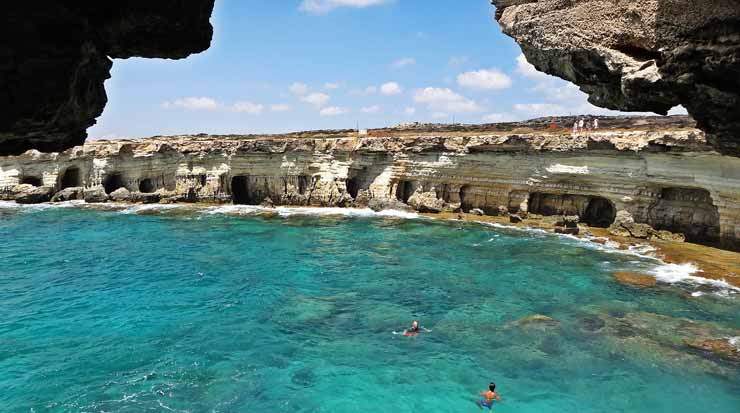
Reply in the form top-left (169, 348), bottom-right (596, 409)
top-left (346, 177), bottom-right (360, 199)
top-left (103, 173), bottom-right (125, 194)
top-left (648, 187), bottom-right (720, 244)
top-left (231, 175), bottom-right (264, 205)
top-left (138, 178), bottom-right (155, 193)
top-left (20, 176), bottom-right (43, 186)
top-left (395, 180), bottom-right (416, 203)
top-left (582, 197), bottom-right (617, 228)
top-left (528, 192), bottom-right (616, 227)
top-left (60, 166), bottom-right (81, 189)
top-left (459, 185), bottom-right (472, 211)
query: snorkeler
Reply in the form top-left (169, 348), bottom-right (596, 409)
top-left (477, 382), bottom-right (501, 410)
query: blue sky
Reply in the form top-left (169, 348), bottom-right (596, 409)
top-left (89, 0), bottom-right (684, 139)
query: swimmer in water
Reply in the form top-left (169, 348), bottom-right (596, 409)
top-left (477, 382), bottom-right (501, 410)
top-left (404, 320), bottom-right (421, 336)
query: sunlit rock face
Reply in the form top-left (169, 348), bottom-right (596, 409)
top-left (0, 1), bottom-right (215, 156)
top-left (1, 128), bottom-right (739, 250)
top-left (491, 0), bottom-right (740, 155)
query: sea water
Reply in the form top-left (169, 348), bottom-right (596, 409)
top-left (1, 203), bottom-right (738, 412)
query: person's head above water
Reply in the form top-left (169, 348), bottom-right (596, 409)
top-left (411, 320), bottom-right (419, 330)
top-left (489, 383), bottom-right (496, 392)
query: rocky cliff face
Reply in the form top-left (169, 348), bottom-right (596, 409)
top-left (2, 129), bottom-right (739, 250)
top-left (491, 0), bottom-right (740, 155)
top-left (0, 1), bottom-right (215, 156)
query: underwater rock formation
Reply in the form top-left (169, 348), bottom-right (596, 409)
top-left (1, 127), bottom-right (739, 250)
top-left (0, 1), bottom-right (215, 156)
top-left (491, 0), bottom-right (740, 155)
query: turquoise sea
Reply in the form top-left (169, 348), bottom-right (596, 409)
top-left (1, 202), bottom-right (738, 412)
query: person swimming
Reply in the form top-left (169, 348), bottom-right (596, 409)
top-left (404, 320), bottom-right (421, 336)
top-left (477, 382), bottom-right (501, 410)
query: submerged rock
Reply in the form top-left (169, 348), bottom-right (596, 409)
top-left (613, 272), bottom-right (657, 288)
top-left (510, 314), bottom-right (560, 329)
top-left (684, 338), bottom-right (740, 363)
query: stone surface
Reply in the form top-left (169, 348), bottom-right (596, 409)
top-left (83, 187), bottom-right (108, 203)
top-left (0, 1), bottom-right (215, 155)
top-left (408, 191), bottom-right (447, 213)
top-left (684, 338), bottom-right (740, 363)
top-left (14, 185), bottom-right (54, 204)
top-left (51, 187), bottom-right (84, 202)
top-left (509, 214), bottom-right (524, 224)
top-left (109, 188), bottom-right (132, 202)
top-left (613, 272), bottom-right (658, 288)
top-left (470, 208), bottom-right (485, 216)
top-left (491, 0), bottom-right (740, 155)
top-left (1, 127), bottom-right (739, 250)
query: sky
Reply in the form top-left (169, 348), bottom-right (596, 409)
top-left (89, 0), bottom-right (686, 139)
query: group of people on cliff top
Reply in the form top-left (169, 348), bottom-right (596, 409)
top-left (572, 117), bottom-right (599, 134)
top-left (400, 320), bottom-right (502, 410)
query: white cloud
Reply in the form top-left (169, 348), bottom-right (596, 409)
top-left (364, 86), bottom-right (378, 95)
top-left (300, 0), bottom-right (390, 15)
top-left (457, 68), bottom-right (512, 90)
top-left (361, 105), bottom-right (382, 114)
top-left (232, 101), bottom-right (264, 115)
top-left (162, 97), bottom-right (220, 111)
top-left (404, 107), bottom-right (416, 116)
top-left (289, 82), bottom-right (310, 96)
top-left (413, 87), bottom-right (482, 113)
top-left (324, 82), bottom-right (341, 90)
top-left (301, 92), bottom-right (331, 107)
top-left (270, 104), bottom-right (291, 112)
top-left (392, 57), bottom-right (416, 68)
top-left (516, 54), bottom-right (550, 80)
top-left (320, 106), bottom-right (349, 116)
top-left (431, 112), bottom-right (449, 120)
top-left (380, 82), bottom-right (402, 96)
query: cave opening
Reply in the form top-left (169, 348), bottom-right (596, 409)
top-left (103, 173), bottom-right (125, 194)
top-left (528, 192), bottom-right (616, 227)
top-left (20, 176), bottom-right (43, 186)
top-left (582, 197), bottom-right (617, 228)
top-left (231, 176), bottom-right (250, 204)
top-left (297, 175), bottom-right (310, 195)
top-left (138, 178), bottom-right (155, 193)
top-left (346, 177), bottom-right (360, 199)
top-left (395, 180), bottom-right (416, 203)
top-left (60, 167), bottom-right (81, 189)
top-left (459, 185), bottom-right (472, 211)
top-left (648, 187), bottom-right (720, 244)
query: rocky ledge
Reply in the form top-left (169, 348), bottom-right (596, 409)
top-left (491, 0), bottom-right (740, 155)
top-left (0, 1), bottom-right (215, 156)
top-left (1, 127), bottom-right (739, 251)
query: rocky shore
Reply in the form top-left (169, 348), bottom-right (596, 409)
top-left (2, 123), bottom-right (739, 256)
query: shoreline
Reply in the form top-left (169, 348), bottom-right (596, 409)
top-left (3, 199), bottom-right (739, 290)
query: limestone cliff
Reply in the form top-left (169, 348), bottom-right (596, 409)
top-left (491, 0), bottom-right (740, 155)
top-left (2, 127), bottom-right (739, 251)
top-left (0, 1), bottom-right (215, 156)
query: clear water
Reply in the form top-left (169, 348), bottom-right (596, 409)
top-left (1, 204), bottom-right (738, 412)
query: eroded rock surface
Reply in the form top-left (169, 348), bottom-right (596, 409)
top-left (491, 0), bottom-right (740, 155)
top-left (1, 128), bottom-right (740, 250)
top-left (0, 1), bottom-right (215, 155)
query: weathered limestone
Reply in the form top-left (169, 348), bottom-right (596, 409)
top-left (491, 0), bottom-right (740, 155)
top-left (1, 129), bottom-right (739, 250)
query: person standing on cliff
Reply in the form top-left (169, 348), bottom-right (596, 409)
top-left (572, 121), bottom-right (578, 135)
top-left (594, 118), bottom-right (599, 130)
top-left (578, 118), bottom-right (585, 132)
